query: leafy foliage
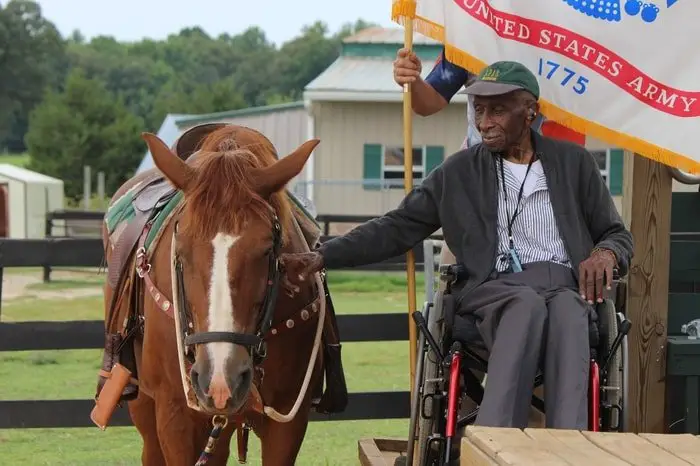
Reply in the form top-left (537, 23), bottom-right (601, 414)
top-left (25, 70), bottom-right (144, 198)
top-left (0, 0), bottom-right (375, 199)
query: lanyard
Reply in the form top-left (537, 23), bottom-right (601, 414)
top-left (499, 154), bottom-right (536, 249)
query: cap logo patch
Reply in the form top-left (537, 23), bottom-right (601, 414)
top-left (482, 68), bottom-right (500, 81)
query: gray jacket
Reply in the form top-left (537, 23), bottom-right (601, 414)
top-left (318, 131), bottom-right (633, 294)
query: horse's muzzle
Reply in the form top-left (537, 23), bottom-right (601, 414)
top-left (190, 350), bottom-right (253, 414)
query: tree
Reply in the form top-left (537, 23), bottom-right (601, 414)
top-left (271, 21), bottom-right (343, 100)
top-left (0, 0), bottom-right (66, 152)
top-left (6, 13), bottom-right (378, 160)
top-left (25, 70), bottom-right (144, 198)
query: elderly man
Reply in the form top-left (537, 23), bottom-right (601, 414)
top-left (281, 60), bottom-right (633, 429)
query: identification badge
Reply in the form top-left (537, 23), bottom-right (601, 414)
top-left (508, 247), bottom-right (523, 273)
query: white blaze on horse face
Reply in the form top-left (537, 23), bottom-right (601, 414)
top-left (207, 232), bottom-right (240, 380)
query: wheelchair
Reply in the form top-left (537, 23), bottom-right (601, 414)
top-left (404, 244), bottom-right (632, 466)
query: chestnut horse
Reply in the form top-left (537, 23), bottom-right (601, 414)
top-left (103, 126), bottom-right (326, 465)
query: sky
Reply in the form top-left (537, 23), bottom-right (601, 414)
top-left (36, 0), bottom-right (397, 46)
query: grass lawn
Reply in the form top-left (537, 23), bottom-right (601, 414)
top-left (0, 270), bottom-right (423, 465)
top-left (0, 152), bottom-right (30, 167)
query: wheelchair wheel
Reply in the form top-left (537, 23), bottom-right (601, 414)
top-left (598, 299), bottom-right (624, 431)
top-left (416, 289), bottom-right (445, 465)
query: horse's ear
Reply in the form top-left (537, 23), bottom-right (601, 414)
top-left (253, 139), bottom-right (319, 197)
top-left (142, 132), bottom-right (195, 191)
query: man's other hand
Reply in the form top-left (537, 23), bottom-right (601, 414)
top-left (280, 252), bottom-right (324, 290)
top-left (578, 248), bottom-right (617, 305)
top-left (394, 48), bottom-right (422, 86)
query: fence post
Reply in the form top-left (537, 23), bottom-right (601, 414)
top-left (83, 165), bottom-right (92, 210)
top-left (43, 213), bottom-right (53, 283)
top-left (97, 171), bottom-right (105, 203)
top-left (0, 267), bottom-right (4, 320)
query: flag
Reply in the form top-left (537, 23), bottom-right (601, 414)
top-left (392, 0), bottom-right (700, 173)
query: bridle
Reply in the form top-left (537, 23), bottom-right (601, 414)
top-left (173, 215), bottom-right (283, 368)
top-left (131, 194), bottom-right (327, 455)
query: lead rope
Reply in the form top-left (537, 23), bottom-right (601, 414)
top-left (260, 212), bottom-right (327, 423)
top-left (194, 415), bottom-right (228, 466)
top-left (263, 270), bottom-right (326, 422)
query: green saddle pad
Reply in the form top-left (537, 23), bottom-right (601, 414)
top-left (105, 188), bottom-right (183, 252)
top-left (106, 187), bottom-right (318, 253)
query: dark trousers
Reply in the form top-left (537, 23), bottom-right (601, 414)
top-left (457, 261), bottom-right (590, 429)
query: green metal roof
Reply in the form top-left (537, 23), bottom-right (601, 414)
top-left (304, 27), bottom-right (455, 101)
top-left (340, 27), bottom-right (442, 62)
top-left (176, 101), bottom-right (305, 127)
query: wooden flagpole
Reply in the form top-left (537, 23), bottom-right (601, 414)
top-left (402, 7), bottom-right (418, 397)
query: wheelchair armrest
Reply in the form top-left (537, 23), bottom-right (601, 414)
top-left (439, 263), bottom-right (468, 284)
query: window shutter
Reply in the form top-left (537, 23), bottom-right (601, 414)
top-left (363, 144), bottom-right (382, 191)
top-left (608, 149), bottom-right (624, 195)
top-left (425, 146), bottom-right (445, 175)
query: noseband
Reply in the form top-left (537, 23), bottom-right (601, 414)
top-left (173, 216), bottom-right (283, 365)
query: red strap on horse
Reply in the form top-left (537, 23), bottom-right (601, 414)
top-left (135, 222), bottom-right (174, 319)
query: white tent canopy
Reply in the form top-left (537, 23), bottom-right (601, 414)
top-left (0, 164), bottom-right (64, 239)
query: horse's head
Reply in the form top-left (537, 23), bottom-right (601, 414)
top-left (142, 125), bottom-right (318, 414)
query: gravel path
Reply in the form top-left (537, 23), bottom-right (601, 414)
top-left (2, 270), bottom-right (104, 301)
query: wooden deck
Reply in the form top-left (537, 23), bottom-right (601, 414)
top-left (359, 427), bottom-right (700, 465)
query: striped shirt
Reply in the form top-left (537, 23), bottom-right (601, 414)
top-left (494, 158), bottom-right (571, 272)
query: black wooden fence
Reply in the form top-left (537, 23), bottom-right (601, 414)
top-left (43, 211), bottom-right (381, 239)
top-left (40, 212), bottom-right (433, 281)
top-left (0, 232), bottom-right (439, 429)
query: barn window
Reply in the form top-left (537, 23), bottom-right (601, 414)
top-left (382, 146), bottom-right (425, 189)
top-left (362, 144), bottom-right (445, 191)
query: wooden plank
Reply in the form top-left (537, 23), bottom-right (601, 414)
top-left (463, 426), bottom-right (569, 465)
top-left (0, 238), bottom-right (104, 267)
top-left (671, 193), bottom-right (700, 234)
top-left (580, 431), bottom-right (692, 466)
top-left (375, 439), bottom-right (407, 465)
top-left (462, 428), bottom-right (700, 466)
top-left (522, 429), bottom-right (626, 465)
top-left (0, 392), bottom-right (410, 429)
top-left (668, 294), bottom-right (700, 336)
top-left (460, 438), bottom-right (499, 466)
top-left (358, 438), bottom-right (407, 466)
top-left (622, 151), bottom-right (672, 433)
top-left (670, 241), bottom-right (700, 282)
top-left (639, 433), bottom-right (700, 465)
top-left (0, 313), bottom-right (408, 351)
top-left (359, 438), bottom-right (387, 466)
top-left (374, 438), bottom-right (408, 454)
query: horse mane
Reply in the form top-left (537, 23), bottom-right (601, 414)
top-left (179, 126), bottom-right (292, 243)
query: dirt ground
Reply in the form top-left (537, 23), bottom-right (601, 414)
top-left (2, 270), bottom-right (104, 301)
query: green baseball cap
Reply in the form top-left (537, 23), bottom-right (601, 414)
top-left (463, 61), bottom-right (540, 100)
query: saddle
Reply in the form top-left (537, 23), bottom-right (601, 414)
top-left (95, 123), bottom-right (347, 427)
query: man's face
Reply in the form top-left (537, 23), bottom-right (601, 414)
top-left (473, 92), bottom-right (533, 151)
